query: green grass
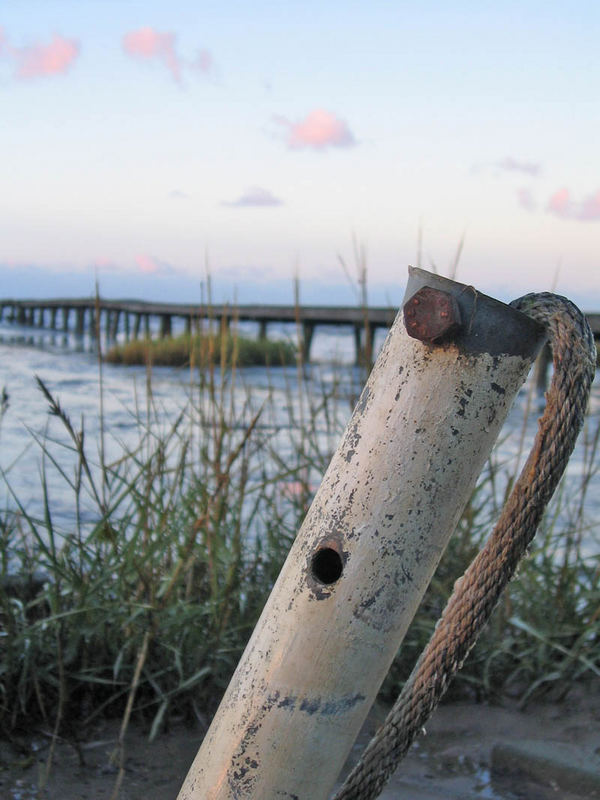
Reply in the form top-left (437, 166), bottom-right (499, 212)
top-left (0, 337), bottom-right (339, 766)
top-left (0, 343), bottom-right (598, 789)
top-left (104, 331), bottom-right (296, 367)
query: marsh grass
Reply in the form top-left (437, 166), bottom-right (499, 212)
top-left (0, 317), bottom-right (348, 791)
top-left (104, 331), bottom-right (296, 368)
top-left (0, 317), bottom-right (598, 791)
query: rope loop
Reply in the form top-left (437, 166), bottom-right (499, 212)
top-left (333, 293), bottom-right (596, 800)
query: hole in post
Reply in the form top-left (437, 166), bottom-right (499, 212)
top-left (310, 547), bottom-right (343, 585)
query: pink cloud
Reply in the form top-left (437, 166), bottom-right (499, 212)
top-left (123, 27), bottom-right (181, 83)
top-left (134, 254), bottom-right (177, 275)
top-left (135, 254), bottom-right (162, 274)
top-left (275, 109), bottom-right (356, 150)
top-left (3, 32), bottom-right (80, 79)
top-left (547, 187), bottom-right (570, 217)
top-left (547, 187), bottom-right (600, 221)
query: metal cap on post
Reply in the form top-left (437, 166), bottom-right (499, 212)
top-left (177, 267), bottom-right (545, 800)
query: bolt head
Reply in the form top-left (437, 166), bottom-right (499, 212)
top-left (403, 287), bottom-right (462, 343)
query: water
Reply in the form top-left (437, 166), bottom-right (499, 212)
top-left (0, 319), bottom-right (598, 545)
top-left (0, 321), bottom-right (364, 532)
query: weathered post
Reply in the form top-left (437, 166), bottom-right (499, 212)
top-left (160, 313), bottom-right (172, 338)
top-left (75, 308), bottom-right (85, 337)
top-left (353, 322), bottom-right (373, 367)
top-left (109, 309), bottom-right (121, 341)
top-left (104, 311), bottom-right (112, 341)
top-left (178, 267), bottom-right (545, 800)
top-left (303, 320), bottom-right (315, 361)
top-left (353, 323), bottom-right (361, 365)
top-left (89, 308), bottom-right (97, 338)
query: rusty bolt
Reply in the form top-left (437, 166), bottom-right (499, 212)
top-left (403, 286), bottom-right (462, 343)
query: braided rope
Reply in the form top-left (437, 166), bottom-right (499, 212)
top-left (333, 294), bottom-right (596, 800)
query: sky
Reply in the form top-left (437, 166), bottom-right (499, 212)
top-left (1, 0), bottom-right (599, 307)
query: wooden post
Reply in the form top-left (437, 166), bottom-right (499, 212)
top-left (365, 321), bottom-right (373, 365)
top-left (303, 321), bottom-right (315, 361)
top-left (353, 323), bottom-right (361, 365)
top-left (75, 308), bottom-right (85, 337)
top-left (177, 268), bottom-right (545, 800)
top-left (133, 313), bottom-right (142, 339)
top-left (353, 322), bottom-right (373, 367)
top-left (62, 307), bottom-right (70, 332)
top-left (160, 314), bottom-right (172, 338)
top-left (109, 310), bottom-right (121, 340)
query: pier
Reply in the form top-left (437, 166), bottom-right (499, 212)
top-left (0, 297), bottom-right (598, 370)
top-left (0, 297), bottom-right (396, 364)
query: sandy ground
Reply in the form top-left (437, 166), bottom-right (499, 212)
top-left (1, 684), bottom-right (599, 799)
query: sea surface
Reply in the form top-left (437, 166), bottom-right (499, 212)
top-left (0, 318), bottom-right (598, 553)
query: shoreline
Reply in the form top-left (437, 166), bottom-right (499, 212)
top-left (1, 685), bottom-right (599, 799)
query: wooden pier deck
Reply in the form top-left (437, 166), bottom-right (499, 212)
top-left (0, 297), bottom-right (598, 366)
